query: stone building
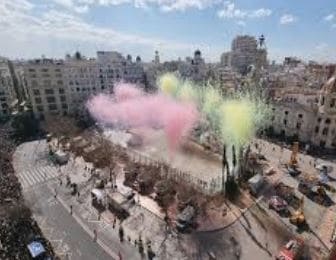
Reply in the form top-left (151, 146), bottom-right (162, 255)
top-left (178, 50), bottom-right (207, 84)
top-left (97, 51), bottom-right (145, 91)
top-left (64, 53), bottom-right (99, 114)
top-left (269, 73), bottom-right (336, 150)
top-left (24, 58), bottom-right (69, 119)
top-left (0, 58), bottom-right (18, 118)
top-left (220, 35), bottom-right (268, 75)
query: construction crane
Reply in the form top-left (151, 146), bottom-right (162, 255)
top-left (290, 196), bottom-right (306, 227)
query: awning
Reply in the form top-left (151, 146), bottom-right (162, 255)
top-left (91, 188), bottom-right (104, 200)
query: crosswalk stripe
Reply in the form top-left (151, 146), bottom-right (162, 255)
top-left (18, 174), bottom-right (29, 189)
top-left (37, 167), bottom-right (48, 181)
top-left (20, 170), bottom-right (35, 186)
top-left (33, 168), bottom-right (45, 183)
top-left (28, 169), bottom-right (41, 184)
top-left (49, 168), bottom-right (58, 178)
top-left (44, 166), bottom-right (57, 178)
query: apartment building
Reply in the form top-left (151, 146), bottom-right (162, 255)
top-left (24, 58), bottom-right (69, 119)
top-left (0, 58), bottom-right (17, 118)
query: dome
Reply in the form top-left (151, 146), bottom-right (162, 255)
top-left (321, 74), bottom-right (336, 94)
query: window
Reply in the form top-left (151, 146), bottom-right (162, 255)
top-left (296, 122), bottom-right (301, 129)
top-left (41, 68), bottom-right (49, 72)
top-left (35, 97), bottom-right (42, 104)
top-left (46, 96), bottom-right (56, 103)
top-left (42, 74), bottom-right (51, 78)
top-left (59, 88), bottom-right (65, 94)
top-left (322, 127), bottom-right (329, 136)
top-left (37, 105), bottom-right (44, 112)
top-left (30, 74), bottom-right (37, 78)
top-left (331, 99), bottom-right (336, 108)
top-left (28, 68), bottom-right (36, 72)
top-left (271, 116), bottom-right (275, 121)
top-left (1, 103), bottom-right (7, 109)
top-left (32, 80), bottom-right (38, 87)
top-left (315, 126), bottom-right (319, 133)
top-left (62, 103), bottom-right (68, 109)
top-left (60, 96), bottom-right (66, 102)
top-left (33, 89), bottom-right (40, 95)
top-left (45, 89), bottom-right (54, 95)
top-left (321, 96), bottom-right (325, 105)
top-left (326, 118), bottom-right (331, 124)
top-left (48, 104), bottom-right (57, 111)
top-left (283, 119), bottom-right (287, 125)
top-left (298, 114), bottom-right (303, 118)
top-left (318, 118), bottom-right (322, 123)
top-left (76, 87), bottom-right (80, 92)
top-left (43, 80), bottom-right (51, 86)
top-left (285, 111), bottom-right (288, 115)
top-left (57, 80), bottom-right (63, 86)
top-left (55, 68), bottom-right (61, 72)
top-left (69, 81), bottom-right (74, 85)
top-left (320, 140), bottom-right (326, 148)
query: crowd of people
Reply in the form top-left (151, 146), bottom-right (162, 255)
top-left (0, 125), bottom-right (55, 259)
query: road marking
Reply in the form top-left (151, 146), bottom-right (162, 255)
top-left (18, 174), bottom-right (29, 189)
top-left (28, 169), bottom-right (41, 184)
top-left (33, 168), bottom-right (45, 183)
top-left (20, 170), bottom-right (35, 186)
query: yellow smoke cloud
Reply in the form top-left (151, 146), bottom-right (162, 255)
top-left (158, 73), bottom-right (179, 96)
top-left (219, 99), bottom-right (255, 147)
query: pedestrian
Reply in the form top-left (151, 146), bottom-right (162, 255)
top-left (119, 226), bottom-right (124, 242)
top-left (93, 229), bottom-right (97, 242)
top-left (54, 188), bottom-right (57, 199)
top-left (77, 191), bottom-right (80, 198)
top-left (113, 218), bottom-right (116, 229)
top-left (70, 205), bottom-right (73, 215)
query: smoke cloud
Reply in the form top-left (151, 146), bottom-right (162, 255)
top-left (86, 83), bottom-right (199, 151)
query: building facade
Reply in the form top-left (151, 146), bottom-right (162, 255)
top-left (269, 73), bottom-right (336, 150)
top-left (24, 58), bottom-right (69, 119)
top-left (220, 35), bottom-right (268, 75)
top-left (0, 58), bottom-right (18, 118)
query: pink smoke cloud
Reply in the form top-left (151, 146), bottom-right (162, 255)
top-left (87, 83), bottom-right (199, 151)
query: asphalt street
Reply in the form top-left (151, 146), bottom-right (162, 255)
top-left (25, 184), bottom-right (114, 260)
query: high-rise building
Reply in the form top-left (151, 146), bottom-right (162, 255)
top-left (222, 35), bottom-right (268, 75)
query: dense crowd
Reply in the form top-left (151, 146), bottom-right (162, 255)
top-left (0, 125), bottom-right (55, 259)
